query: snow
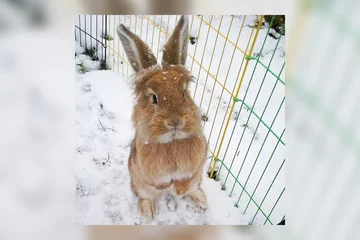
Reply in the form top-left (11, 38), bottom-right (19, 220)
top-left (75, 70), bottom-right (252, 225)
top-left (75, 15), bottom-right (285, 225)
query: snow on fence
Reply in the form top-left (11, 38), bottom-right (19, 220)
top-left (75, 15), bottom-right (285, 225)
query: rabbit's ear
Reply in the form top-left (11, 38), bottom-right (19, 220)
top-left (162, 15), bottom-right (189, 66)
top-left (116, 24), bottom-right (157, 72)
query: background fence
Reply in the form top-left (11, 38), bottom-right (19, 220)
top-left (75, 15), bottom-right (285, 225)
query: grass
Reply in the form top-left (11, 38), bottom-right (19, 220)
top-left (99, 59), bottom-right (108, 70)
top-left (101, 33), bottom-right (113, 41)
top-left (77, 46), bottom-right (107, 72)
top-left (84, 47), bottom-right (99, 61)
top-left (201, 113), bottom-right (209, 122)
top-left (264, 15), bottom-right (285, 35)
top-left (77, 63), bottom-right (87, 74)
top-left (207, 169), bottom-right (219, 180)
top-left (189, 36), bottom-right (197, 45)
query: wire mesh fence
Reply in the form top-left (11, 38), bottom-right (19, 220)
top-left (75, 15), bottom-right (285, 225)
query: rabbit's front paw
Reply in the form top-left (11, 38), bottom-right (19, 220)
top-left (190, 189), bottom-right (207, 210)
top-left (140, 199), bottom-right (155, 223)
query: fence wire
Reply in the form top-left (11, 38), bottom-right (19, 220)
top-left (75, 15), bottom-right (285, 225)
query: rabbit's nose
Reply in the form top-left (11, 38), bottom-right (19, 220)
top-left (170, 115), bottom-right (183, 129)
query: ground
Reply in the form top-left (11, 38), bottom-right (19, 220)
top-left (75, 70), bottom-right (255, 225)
top-left (75, 15), bottom-right (285, 225)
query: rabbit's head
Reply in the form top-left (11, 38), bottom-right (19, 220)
top-left (117, 16), bottom-right (203, 143)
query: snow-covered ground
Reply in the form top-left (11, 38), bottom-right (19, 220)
top-left (75, 15), bottom-right (285, 225)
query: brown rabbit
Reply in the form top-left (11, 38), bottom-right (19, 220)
top-left (116, 15), bottom-right (207, 222)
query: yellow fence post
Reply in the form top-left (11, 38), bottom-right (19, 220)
top-left (209, 15), bottom-right (265, 179)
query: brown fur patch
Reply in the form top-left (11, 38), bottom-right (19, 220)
top-left (117, 24), bottom-right (157, 72)
top-left (173, 178), bottom-right (192, 196)
top-left (162, 16), bottom-right (189, 66)
top-left (190, 188), bottom-right (207, 209)
top-left (120, 16), bottom-right (208, 221)
top-left (139, 199), bottom-right (155, 220)
top-left (136, 136), bottom-right (207, 181)
top-left (151, 181), bottom-right (173, 190)
top-left (132, 65), bottom-right (202, 142)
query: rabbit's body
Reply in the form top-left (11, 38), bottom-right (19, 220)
top-left (117, 15), bottom-right (207, 221)
top-left (129, 134), bottom-right (207, 195)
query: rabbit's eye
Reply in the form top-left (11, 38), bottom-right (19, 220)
top-left (152, 94), bottom-right (158, 104)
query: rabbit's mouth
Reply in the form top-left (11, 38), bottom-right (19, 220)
top-left (157, 129), bottom-right (190, 143)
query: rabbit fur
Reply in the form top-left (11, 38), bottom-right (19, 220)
top-left (116, 15), bottom-right (208, 222)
